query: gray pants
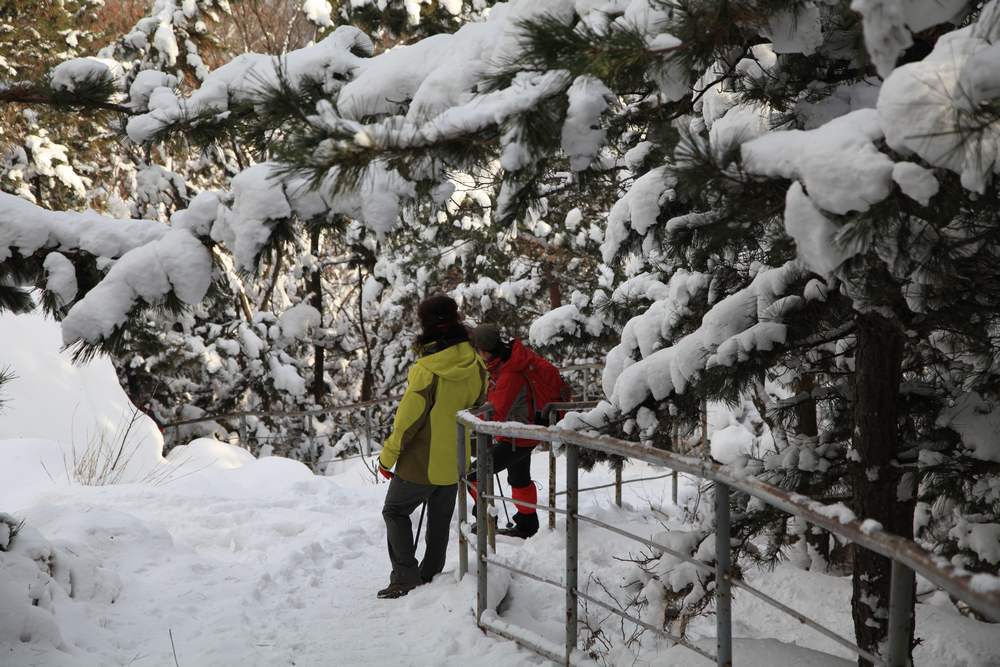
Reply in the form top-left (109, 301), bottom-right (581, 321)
top-left (382, 476), bottom-right (458, 586)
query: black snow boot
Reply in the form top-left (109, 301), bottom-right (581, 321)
top-left (497, 512), bottom-right (538, 539)
top-left (377, 582), bottom-right (417, 599)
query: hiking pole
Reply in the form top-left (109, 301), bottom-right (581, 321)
top-left (495, 473), bottom-right (513, 528)
top-left (413, 501), bottom-right (427, 549)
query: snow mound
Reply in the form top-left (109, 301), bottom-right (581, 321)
top-left (165, 437), bottom-right (257, 471)
top-left (166, 454), bottom-right (317, 499)
top-left (0, 309), bottom-right (165, 488)
top-left (0, 438), bottom-right (74, 511)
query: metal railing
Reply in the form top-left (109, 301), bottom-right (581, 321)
top-left (455, 409), bottom-right (1000, 667)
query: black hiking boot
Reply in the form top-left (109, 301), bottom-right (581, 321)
top-left (376, 582), bottom-right (417, 599)
top-left (497, 512), bottom-right (538, 539)
top-left (496, 523), bottom-right (536, 539)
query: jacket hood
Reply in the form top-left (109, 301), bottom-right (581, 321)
top-left (501, 339), bottom-right (532, 373)
top-left (416, 340), bottom-right (484, 381)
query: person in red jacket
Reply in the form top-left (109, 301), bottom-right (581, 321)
top-left (468, 323), bottom-right (551, 538)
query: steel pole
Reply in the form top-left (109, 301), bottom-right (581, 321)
top-left (476, 431), bottom-right (491, 625)
top-left (887, 560), bottom-right (915, 667)
top-left (365, 405), bottom-right (375, 481)
top-left (715, 483), bottom-right (732, 667)
top-left (614, 459), bottom-right (623, 507)
top-left (549, 410), bottom-right (558, 530)
top-left (239, 414), bottom-right (248, 450)
top-left (565, 443), bottom-right (579, 665)
top-left (457, 422), bottom-right (468, 579)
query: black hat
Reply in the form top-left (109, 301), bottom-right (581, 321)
top-left (471, 323), bottom-right (502, 353)
top-left (417, 294), bottom-right (459, 329)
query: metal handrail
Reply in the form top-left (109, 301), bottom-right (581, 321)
top-left (477, 489), bottom-right (881, 666)
top-left (479, 546), bottom-right (716, 662)
top-left (459, 412), bottom-right (1000, 621)
top-left (456, 411), bottom-right (1000, 667)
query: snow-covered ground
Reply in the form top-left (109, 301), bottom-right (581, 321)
top-left (2, 312), bottom-right (998, 666)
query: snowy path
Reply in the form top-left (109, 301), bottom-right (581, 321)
top-left (13, 464), bottom-right (535, 667)
top-left (6, 453), bottom-right (1000, 667)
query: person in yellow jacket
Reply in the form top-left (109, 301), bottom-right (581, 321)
top-left (376, 294), bottom-right (486, 599)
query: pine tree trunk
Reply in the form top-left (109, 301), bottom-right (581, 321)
top-left (850, 312), bottom-right (913, 666)
top-left (796, 375), bottom-right (830, 566)
top-left (309, 227), bottom-right (325, 405)
top-left (544, 262), bottom-right (562, 308)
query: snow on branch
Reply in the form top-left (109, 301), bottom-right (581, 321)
top-left (741, 109), bottom-right (894, 216)
top-left (126, 26), bottom-right (373, 143)
top-left (877, 5), bottom-right (1000, 193)
top-left (602, 166), bottom-right (673, 263)
top-left (214, 161), bottom-right (415, 270)
top-left (0, 192), bottom-right (217, 345)
top-left (61, 229), bottom-right (212, 345)
top-left (0, 192), bottom-right (168, 262)
top-left (606, 263), bottom-right (806, 414)
top-left (851, 0), bottom-right (968, 77)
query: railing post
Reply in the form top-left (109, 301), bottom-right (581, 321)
top-left (671, 423), bottom-right (680, 506)
top-left (565, 442), bottom-right (579, 665)
top-left (364, 404), bottom-right (375, 481)
top-left (457, 422), bottom-right (468, 579)
top-left (476, 430), bottom-right (491, 625)
top-left (549, 410), bottom-right (558, 531)
top-left (363, 404), bottom-right (372, 454)
top-left (614, 459), bottom-right (623, 508)
top-left (715, 483), bottom-right (732, 667)
top-left (887, 560), bottom-right (915, 667)
top-left (239, 413), bottom-right (248, 450)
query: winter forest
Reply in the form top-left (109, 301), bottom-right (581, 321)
top-left (2, 0), bottom-right (1000, 665)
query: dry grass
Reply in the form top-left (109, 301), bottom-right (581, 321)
top-left (38, 404), bottom-right (212, 487)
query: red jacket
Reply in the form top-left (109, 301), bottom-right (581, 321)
top-left (487, 339), bottom-right (545, 447)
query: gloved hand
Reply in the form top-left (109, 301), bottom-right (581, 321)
top-left (377, 458), bottom-right (394, 480)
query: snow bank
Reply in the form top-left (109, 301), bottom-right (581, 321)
top-left (0, 309), bottom-right (164, 499)
top-left (0, 439), bottom-right (74, 511)
top-left (164, 437), bottom-right (256, 471)
top-left (166, 455), bottom-right (316, 499)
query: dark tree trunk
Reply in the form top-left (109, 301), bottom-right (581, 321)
top-left (850, 312), bottom-right (913, 666)
top-left (544, 262), bottom-right (562, 308)
top-left (795, 374), bottom-right (830, 565)
top-left (309, 227), bottom-right (325, 405)
top-left (357, 264), bottom-right (374, 402)
top-left (795, 374), bottom-right (818, 438)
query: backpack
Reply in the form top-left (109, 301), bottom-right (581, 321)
top-left (520, 350), bottom-right (573, 424)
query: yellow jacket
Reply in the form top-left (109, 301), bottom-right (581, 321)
top-left (379, 340), bottom-right (486, 485)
